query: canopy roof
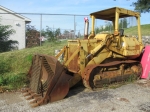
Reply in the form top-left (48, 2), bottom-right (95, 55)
top-left (90, 7), bottom-right (140, 21)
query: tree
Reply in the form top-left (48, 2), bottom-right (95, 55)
top-left (55, 28), bottom-right (61, 38)
top-left (95, 27), bottom-right (101, 34)
top-left (132, 0), bottom-right (150, 13)
top-left (0, 24), bottom-right (18, 53)
top-left (104, 22), bottom-right (113, 32)
top-left (119, 18), bottom-right (128, 29)
top-left (26, 25), bottom-right (40, 47)
top-left (41, 29), bottom-right (46, 37)
top-left (26, 24), bottom-right (36, 32)
top-left (45, 26), bottom-right (55, 41)
top-left (26, 25), bottom-right (38, 36)
top-left (63, 30), bottom-right (70, 38)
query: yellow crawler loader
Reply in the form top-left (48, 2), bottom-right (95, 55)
top-left (23, 7), bottom-right (144, 107)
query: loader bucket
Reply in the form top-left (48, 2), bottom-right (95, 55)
top-left (23, 54), bottom-right (73, 107)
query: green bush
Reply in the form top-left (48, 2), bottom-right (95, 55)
top-left (7, 73), bottom-right (28, 89)
top-left (0, 72), bottom-right (28, 89)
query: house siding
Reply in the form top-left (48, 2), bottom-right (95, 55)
top-left (0, 6), bottom-right (30, 50)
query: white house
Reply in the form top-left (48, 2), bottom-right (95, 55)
top-left (0, 5), bottom-right (31, 50)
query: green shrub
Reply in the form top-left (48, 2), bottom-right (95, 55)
top-left (8, 73), bottom-right (28, 89)
top-left (0, 57), bottom-right (11, 74)
top-left (0, 73), bottom-right (28, 89)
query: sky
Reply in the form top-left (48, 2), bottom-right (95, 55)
top-left (0, 0), bottom-right (150, 35)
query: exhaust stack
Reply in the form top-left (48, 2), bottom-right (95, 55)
top-left (84, 17), bottom-right (89, 39)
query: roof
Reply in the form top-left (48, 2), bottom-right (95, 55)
top-left (0, 5), bottom-right (31, 23)
top-left (90, 7), bottom-right (140, 21)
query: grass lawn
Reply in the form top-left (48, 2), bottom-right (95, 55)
top-left (124, 24), bottom-right (150, 36)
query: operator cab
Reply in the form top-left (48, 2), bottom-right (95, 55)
top-left (88, 7), bottom-right (142, 43)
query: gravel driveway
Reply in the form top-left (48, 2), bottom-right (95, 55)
top-left (0, 80), bottom-right (150, 112)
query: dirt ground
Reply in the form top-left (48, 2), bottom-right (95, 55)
top-left (0, 79), bottom-right (150, 112)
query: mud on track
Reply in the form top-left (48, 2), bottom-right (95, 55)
top-left (0, 80), bottom-right (150, 112)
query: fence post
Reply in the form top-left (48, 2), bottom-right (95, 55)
top-left (40, 14), bottom-right (42, 46)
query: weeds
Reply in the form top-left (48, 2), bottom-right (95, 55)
top-left (127, 74), bottom-right (137, 82)
top-left (102, 74), bottom-right (138, 90)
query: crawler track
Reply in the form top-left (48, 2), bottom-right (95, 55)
top-left (82, 60), bottom-right (142, 89)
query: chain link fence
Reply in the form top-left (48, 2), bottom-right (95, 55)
top-left (1, 12), bottom-right (149, 47)
top-left (22, 13), bottom-right (90, 39)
